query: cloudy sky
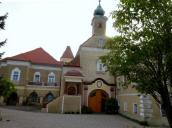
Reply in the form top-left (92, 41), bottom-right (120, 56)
top-left (0, 0), bottom-right (118, 60)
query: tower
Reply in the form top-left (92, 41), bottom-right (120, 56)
top-left (91, 0), bottom-right (108, 36)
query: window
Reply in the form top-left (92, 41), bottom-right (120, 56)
top-left (133, 103), bottom-right (138, 114)
top-left (160, 104), bottom-right (166, 117)
top-left (29, 92), bottom-right (38, 103)
top-left (67, 86), bottom-right (76, 95)
top-left (124, 102), bottom-right (128, 112)
top-left (33, 72), bottom-right (41, 82)
top-left (48, 72), bottom-right (55, 84)
top-left (96, 59), bottom-right (106, 72)
top-left (11, 68), bottom-right (21, 81)
top-left (98, 39), bottom-right (104, 48)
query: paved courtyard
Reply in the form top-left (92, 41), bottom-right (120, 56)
top-left (0, 107), bottom-right (143, 128)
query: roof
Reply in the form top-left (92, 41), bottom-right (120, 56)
top-left (61, 46), bottom-right (74, 59)
top-left (64, 70), bottom-right (83, 77)
top-left (3, 47), bottom-right (62, 66)
top-left (64, 55), bottom-right (80, 67)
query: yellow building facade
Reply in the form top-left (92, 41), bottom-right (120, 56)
top-left (0, 2), bottom-right (168, 127)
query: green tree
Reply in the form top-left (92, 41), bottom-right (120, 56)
top-left (0, 77), bottom-right (16, 99)
top-left (0, 3), bottom-right (7, 58)
top-left (101, 0), bottom-right (172, 127)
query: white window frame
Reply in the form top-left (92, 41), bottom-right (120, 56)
top-left (33, 72), bottom-right (41, 82)
top-left (96, 59), bottom-right (106, 72)
top-left (48, 72), bottom-right (55, 84)
top-left (11, 67), bottom-right (21, 81)
top-left (124, 102), bottom-right (128, 112)
top-left (98, 38), bottom-right (104, 48)
top-left (133, 103), bottom-right (138, 114)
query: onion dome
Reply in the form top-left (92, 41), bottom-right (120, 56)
top-left (94, 2), bottom-right (105, 16)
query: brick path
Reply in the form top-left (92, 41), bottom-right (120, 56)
top-left (0, 107), bottom-right (143, 128)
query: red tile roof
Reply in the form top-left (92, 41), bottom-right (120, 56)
top-left (61, 46), bottom-right (74, 59)
top-left (3, 47), bottom-right (62, 66)
top-left (64, 70), bottom-right (83, 77)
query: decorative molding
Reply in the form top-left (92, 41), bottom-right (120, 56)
top-left (31, 65), bottom-right (61, 71)
top-left (83, 78), bottom-right (115, 86)
top-left (118, 93), bottom-right (140, 96)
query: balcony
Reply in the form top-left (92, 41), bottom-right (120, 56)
top-left (27, 81), bottom-right (59, 88)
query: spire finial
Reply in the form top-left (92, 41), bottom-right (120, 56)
top-left (99, 0), bottom-right (101, 6)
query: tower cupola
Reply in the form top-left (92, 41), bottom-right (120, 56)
top-left (94, 1), bottom-right (105, 16)
top-left (91, 0), bottom-right (107, 36)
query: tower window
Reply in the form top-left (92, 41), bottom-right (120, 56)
top-left (98, 39), bottom-right (104, 48)
top-left (98, 23), bottom-right (102, 28)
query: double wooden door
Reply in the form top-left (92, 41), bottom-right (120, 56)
top-left (88, 90), bottom-right (108, 113)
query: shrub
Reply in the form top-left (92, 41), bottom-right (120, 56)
top-left (105, 98), bottom-right (119, 114)
top-left (81, 106), bottom-right (92, 114)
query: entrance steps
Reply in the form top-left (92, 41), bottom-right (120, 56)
top-left (46, 95), bottom-right (81, 113)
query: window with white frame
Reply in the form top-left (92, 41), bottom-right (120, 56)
top-left (124, 102), bottom-right (128, 112)
top-left (133, 103), bottom-right (138, 114)
top-left (96, 59), bottom-right (106, 72)
top-left (98, 38), bottom-right (104, 48)
top-left (11, 68), bottom-right (21, 81)
top-left (33, 72), bottom-right (41, 82)
top-left (48, 72), bottom-right (55, 84)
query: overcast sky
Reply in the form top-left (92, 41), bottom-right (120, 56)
top-left (0, 0), bottom-right (118, 60)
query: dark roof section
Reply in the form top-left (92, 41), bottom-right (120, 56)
top-left (3, 47), bottom-right (62, 66)
top-left (64, 70), bottom-right (83, 77)
top-left (61, 46), bottom-right (74, 59)
top-left (64, 55), bottom-right (80, 67)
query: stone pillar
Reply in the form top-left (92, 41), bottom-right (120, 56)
top-left (19, 96), bottom-right (24, 105)
top-left (139, 94), bottom-right (153, 121)
top-left (0, 96), bottom-right (4, 105)
top-left (40, 97), bottom-right (43, 105)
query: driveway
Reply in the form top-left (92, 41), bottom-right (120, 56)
top-left (0, 107), bottom-right (143, 128)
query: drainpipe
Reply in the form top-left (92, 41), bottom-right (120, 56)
top-left (114, 76), bottom-right (117, 99)
top-left (59, 62), bottom-right (64, 97)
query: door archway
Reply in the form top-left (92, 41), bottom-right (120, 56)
top-left (7, 92), bottom-right (18, 105)
top-left (88, 89), bottom-right (109, 113)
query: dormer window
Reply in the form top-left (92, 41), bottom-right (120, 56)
top-left (33, 72), bottom-right (41, 82)
top-left (11, 68), bottom-right (21, 81)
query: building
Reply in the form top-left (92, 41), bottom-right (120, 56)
top-left (0, 2), bottom-right (168, 127)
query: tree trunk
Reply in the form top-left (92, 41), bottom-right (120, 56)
top-left (165, 107), bottom-right (172, 128)
top-left (160, 87), bottom-right (172, 128)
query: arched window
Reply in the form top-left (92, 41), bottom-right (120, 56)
top-left (48, 72), bottom-right (55, 84)
top-left (33, 72), bottom-right (41, 82)
top-left (11, 68), bottom-right (21, 81)
top-left (67, 86), bottom-right (76, 95)
top-left (96, 59), bottom-right (106, 72)
top-left (44, 93), bottom-right (54, 102)
top-left (29, 92), bottom-right (38, 103)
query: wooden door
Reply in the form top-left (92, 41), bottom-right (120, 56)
top-left (88, 90), bottom-right (103, 113)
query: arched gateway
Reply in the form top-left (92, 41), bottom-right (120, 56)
top-left (88, 89), bottom-right (109, 113)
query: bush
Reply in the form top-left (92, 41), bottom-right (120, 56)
top-left (105, 98), bottom-right (119, 114)
top-left (81, 106), bottom-right (92, 114)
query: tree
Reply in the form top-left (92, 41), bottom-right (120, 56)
top-left (0, 77), bottom-right (16, 99)
top-left (101, 0), bottom-right (172, 127)
top-left (0, 3), bottom-right (15, 101)
top-left (0, 2), bottom-right (7, 58)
